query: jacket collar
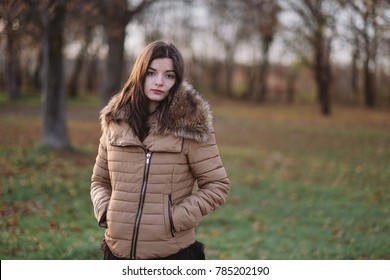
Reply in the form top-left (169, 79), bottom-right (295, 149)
top-left (100, 82), bottom-right (213, 152)
top-left (105, 121), bottom-right (183, 152)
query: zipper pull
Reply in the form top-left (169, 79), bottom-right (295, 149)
top-left (146, 152), bottom-right (151, 164)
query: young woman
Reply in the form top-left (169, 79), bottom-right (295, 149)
top-left (90, 40), bottom-right (230, 260)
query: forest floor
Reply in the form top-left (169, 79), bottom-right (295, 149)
top-left (1, 95), bottom-right (389, 259)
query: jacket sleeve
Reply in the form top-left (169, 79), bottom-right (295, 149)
top-left (172, 131), bottom-right (231, 231)
top-left (90, 134), bottom-right (112, 228)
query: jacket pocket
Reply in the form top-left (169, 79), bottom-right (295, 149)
top-left (98, 212), bottom-right (108, 228)
top-left (167, 194), bottom-right (176, 237)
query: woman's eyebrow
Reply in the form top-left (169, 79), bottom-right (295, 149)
top-left (148, 67), bottom-right (175, 73)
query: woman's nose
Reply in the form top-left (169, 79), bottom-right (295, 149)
top-left (155, 74), bottom-right (164, 86)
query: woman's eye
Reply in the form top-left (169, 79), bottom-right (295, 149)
top-left (147, 71), bottom-right (155, 76)
top-left (166, 74), bottom-right (175, 79)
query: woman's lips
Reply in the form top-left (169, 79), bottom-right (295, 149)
top-left (151, 89), bottom-right (164, 94)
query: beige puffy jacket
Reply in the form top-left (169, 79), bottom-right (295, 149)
top-left (91, 83), bottom-right (230, 259)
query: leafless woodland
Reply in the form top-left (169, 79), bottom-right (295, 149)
top-left (1, 0), bottom-right (389, 148)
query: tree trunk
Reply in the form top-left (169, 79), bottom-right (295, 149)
top-left (252, 38), bottom-right (272, 103)
top-left (101, 21), bottom-right (126, 106)
top-left (224, 57), bottom-right (234, 98)
top-left (363, 60), bottom-right (375, 107)
top-left (41, 1), bottom-right (69, 149)
top-left (245, 64), bottom-right (257, 99)
top-left (286, 71), bottom-right (297, 104)
top-left (5, 10), bottom-right (21, 101)
top-left (315, 56), bottom-right (331, 115)
top-left (259, 38), bottom-right (272, 102)
top-left (67, 27), bottom-right (92, 98)
top-left (363, 34), bottom-right (375, 108)
top-left (210, 61), bottom-right (222, 94)
top-left (351, 35), bottom-right (359, 101)
top-left (67, 52), bottom-right (83, 98)
top-left (99, 0), bottom-right (155, 106)
top-left (318, 77), bottom-right (331, 115)
top-left (33, 47), bottom-right (42, 91)
top-left (86, 55), bottom-right (99, 92)
top-left (315, 64), bottom-right (331, 115)
top-left (388, 42), bottom-right (390, 107)
top-left (361, 5), bottom-right (377, 108)
top-left (313, 29), bottom-right (332, 116)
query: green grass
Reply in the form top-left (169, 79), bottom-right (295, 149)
top-left (1, 96), bottom-right (389, 259)
top-left (0, 146), bottom-right (102, 259)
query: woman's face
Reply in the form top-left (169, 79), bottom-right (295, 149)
top-left (144, 58), bottom-right (176, 113)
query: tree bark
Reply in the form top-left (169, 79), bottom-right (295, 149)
top-left (224, 46), bottom-right (234, 98)
top-left (86, 55), bottom-right (99, 92)
top-left (33, 47), bottom-right (42, 90)
top-left (388, 42), bottom-right (390, 107)
top-left (346, 0), bottom-right (380, 108)
top-left (99, 0), bottom-right (155, 106)
top-left (351, 35), bottom-right (360, 101)
top-left (67, 51), bottom-right (84, 98)
top-left (257, 37), bottom-right (272, 102)
top-left (363, 59), bottom-right (375, 107)
top-left (67, 29), bottom-right (91, 98)
top-left (5, 6), bottom-right (21, 101)
top-left (363, 32), bottom-right (375, 107)
top-left (314, 46), bottom-right (332, 115)
top-left (101, 20), bottom-right (126, 106)
top-left (286, 70), bottom-right (297, 104)
top-left (287, 0), bottom-right (334, 115)
top-left (41, 0), bottom-right (69, 149)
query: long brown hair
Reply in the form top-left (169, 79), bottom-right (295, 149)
top-left (113, 40), bottom-right (184, 140)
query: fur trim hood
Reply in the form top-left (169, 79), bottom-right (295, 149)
top-left (100, 82), bottom-right (213, 143)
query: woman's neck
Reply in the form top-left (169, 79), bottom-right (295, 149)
top-left (148, 101), bottom-right (159, 113)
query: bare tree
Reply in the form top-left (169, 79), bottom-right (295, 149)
top-left (283, 0), bottom-right (336, 115)
top-left (25, 0), bottom-right (69, 149)
top-left (252, 0), bottom-right (280, 103)
top-left (1, 0), bottom-right (27, 101)
top-left (207, 1), bottom-right (246, 98)
top-left (345, 1), bottom-right (377, 107)
top-left (386, 25), bottom-right (390, 105)
top-left (98, 0), bottom-right (156, 106)
top-left (350, 31), bottom-right (360, 100)
top-left (286, 63), bottom-right (300, 104)
top-left (373, 1), bottom-right (390, 106)
top-left (239, 0), bottom-right (280, 102)
top-left (341, 0), bottom-right (390, 108)
top-left (85, 33), bottom-right (103, 93)
top-left (65, 1), bottom-right (100, 98)
top-left (41, 0), bottom-right (69, 148)
top-left (203, 0), bottom-right (280, 100)
top-left (66, 28), bottom-right (91, 98)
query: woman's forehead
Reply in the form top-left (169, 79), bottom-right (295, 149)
top-left (149, 58), bottom-right (175, 71)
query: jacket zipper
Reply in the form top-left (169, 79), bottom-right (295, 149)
top-left (168, 194), bottom-right (176, 237)
top-left (130, 151), bottom-right (152, 259)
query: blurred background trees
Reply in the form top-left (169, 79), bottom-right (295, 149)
top-left (283, 0), bottom-right (336, 115)
top-left (0, 0), bottom-right (390, 147)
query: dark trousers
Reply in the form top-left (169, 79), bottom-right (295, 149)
top-left (101, 240), bottom-right (206, 260)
